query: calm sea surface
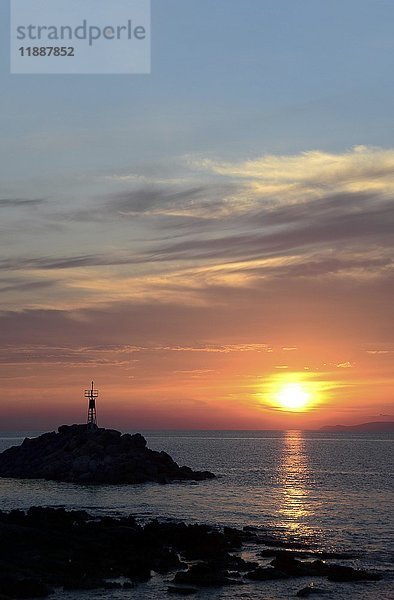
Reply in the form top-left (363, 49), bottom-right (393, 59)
top-left (0, 430), bottom-right (393, 599)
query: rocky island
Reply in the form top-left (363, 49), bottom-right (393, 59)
top-left (0, 424), bottom-right (215, 484)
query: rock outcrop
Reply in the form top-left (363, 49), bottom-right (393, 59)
top-left (0, 508), bottom-right (382, 598)
top-left (0, 424), bottom-right (215, 484)
top-left (246, 550), bottom-right (381, 582)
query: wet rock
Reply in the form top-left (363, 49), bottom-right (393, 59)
top-left (271, 552), bottom-right (314, 577)
top-left (267, 551), bottom-right (381, 582)
top-left (326, 565), bottom-right (381, 582)
top-left (259, 548), bottom-right (279, 557)
top-left (0, 507), bottom-right (382, 595)
top-left (142, 521), bottom-right (241, 564)
top-left (296, 585), bottom-right (326, 597)
top-left (0, 425), bottom-right (215, 485)
top-left (260, 548), bottom-right (356, 560)
top-left (314, 551), bottom-right (357, 560)
top-left (247, 566), bottom-right (290, 581)
top-left (173, 562), bottom-right (239, 587)
top-left (223, 526), bottom-right (243, 549)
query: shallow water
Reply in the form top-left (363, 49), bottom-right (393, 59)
top-left (0, 429), bottom-right (393, 598)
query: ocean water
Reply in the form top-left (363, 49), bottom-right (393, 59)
top-left (0, 430), bottom-right (393, 599)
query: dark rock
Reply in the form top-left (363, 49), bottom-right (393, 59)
top-left (0, 425), bottom-right (215, 485)
top-left (173, 562), bottom-right (239, 587)
top-left (270, 552), bottom-right (311, 577)
top-left (265, 551), bottom-right (382, 582)
top-left (142, 521), bottom-right (234, 562)
top-left (314, 551), bottom-right (357, 560)
top-left (122, 433), bottom-right (146, 449)
top-left (260, 548), bottom-right (356, 560)
top-left (246, 566), bottom-right (290, 581)
top-left (0, 507), bottom-right (381, 595)
top-left (0, 575), bottom-right (52, 598)
top-left (152, 549), bottom-right (185, 573)
top-left (167, 586), bottom-right (198, 595)
top-left (103, 581), bottom-right (123, 589)
top-left (127, 556), bottom-right (152, 582)
top-left (122, 581), bottom-right (134, 589)
top-left (326, 565), bottom-right (381, 582)
top-left (259, 548), bottom-right (279, 557)
top-left (223, 527), bottom-right (243, 549)
top-left (296, 585), bottom-right (326, 597)
top-left (63, 578), bottom-right (105, 591)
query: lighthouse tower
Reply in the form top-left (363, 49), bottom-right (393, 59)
top-left (85, 381), bottom-right (98, 429)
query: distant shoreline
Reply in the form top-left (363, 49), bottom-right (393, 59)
top-left (320, 421), bottom-right (394, 432)
top-left (0, 425), bottom-right (394, 435)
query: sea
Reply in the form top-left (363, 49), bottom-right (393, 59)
top-left (0, 430), bottom-right (393, 599)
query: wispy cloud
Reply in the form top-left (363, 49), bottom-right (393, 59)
top-left (103, 185), bottom-right (235, 217)
top-left (0, 198), bottom-right (46, 208)
top-left (191, 145), bottom-right (394, 199)
top-left (1, 145), bottom-right (393, 316)
top-left (152, 190), bottom-right (394, 262)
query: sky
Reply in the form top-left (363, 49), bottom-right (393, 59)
top-left (0, 0), bottom-right (393, 430)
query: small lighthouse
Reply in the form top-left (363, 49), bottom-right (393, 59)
top-left (85, 381), bottom-right (98, 429)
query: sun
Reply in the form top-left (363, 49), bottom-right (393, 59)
top-left (257, 372), bottom-right (321, 413)
top-left (277, 383), bottom-right (310, 411)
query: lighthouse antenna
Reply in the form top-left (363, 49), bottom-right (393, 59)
top-left (84, 381), bottom-right (98, 429)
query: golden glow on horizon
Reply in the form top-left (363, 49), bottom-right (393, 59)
top-left (277, 383), bottom-right (310, 411)
top-left (256, 371), bottom-right (325, 413)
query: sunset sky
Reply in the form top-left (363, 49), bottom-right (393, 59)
top-left (0, 0), bottom-right (393, 430)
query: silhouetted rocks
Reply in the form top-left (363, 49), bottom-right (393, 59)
top-left (0, 424), bottom-right (215, 484)
top-left (0, 576), bottom-right (52, 599)
top-left (0, 508), bottom-right (246, 596)
top-left (167, 586), bottom-right (198, 595)
top-left (296, 585), bottom-right (326, 597)
top-left (246, 550), bottom-right (382, 583)
top-left (0, 507), bottom-right (383, 598)
top-left (172, 562), bottom-right (240, 587)
top-left (326, 565), bottom-right (381, 582)
top-left (247, 566), bottom-right (290, 581)
top-left (167, 585), bottom-right (198, 596)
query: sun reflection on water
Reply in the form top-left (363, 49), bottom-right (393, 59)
top-left (277, 431), bottom-right (313, 535)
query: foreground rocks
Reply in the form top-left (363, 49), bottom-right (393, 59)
top-left (246, 550), bottom-right (381, 582)
top-left (0, 508), bottom-right (383, 599)
top-left (0, 508), bottom-right (244, 597)
top-left (0, 424), bottom-right (215, 484)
